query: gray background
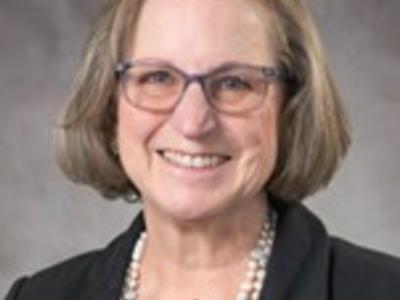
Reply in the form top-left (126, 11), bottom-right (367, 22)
top-left (1, 0), bottom-right (399, 296)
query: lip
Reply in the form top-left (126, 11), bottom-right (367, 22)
top-left (156, 149), bottom-right (232, 171)
top-left (157, 148), bottom-right (231, 158)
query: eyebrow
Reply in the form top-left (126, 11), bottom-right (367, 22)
top-left (126, 57), bottom-right (274, 72)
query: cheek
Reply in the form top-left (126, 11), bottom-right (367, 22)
top-left (237, 99), bottom-right (281, 185)
top-left (245, 116), bottom-right (278, 170)
top-left (257, 117), bottom-right (279, 170)
top-left (118, 104), bottom-right (144, 145)
top-left (256, 89), bottom-right (283, 166)
top-left (116, 100), bottom-right (165, 171)
top-left (117, 101), bottom-right (161, 149)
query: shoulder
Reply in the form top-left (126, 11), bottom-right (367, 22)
top-left (5, 250), bottom-right (103, 300)
top-left (330, 237), bottom-right (400, 299)
top-left (331, 237), bottom-right (400, 275)
top-left (270, 199), bottom-right (400, 300)
top-left (5, 213), bottom-right (144, 300)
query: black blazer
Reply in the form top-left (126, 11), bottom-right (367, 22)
top-left (5, 202), bottom-right (400, 300)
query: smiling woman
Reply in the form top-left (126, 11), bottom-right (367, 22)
top-left (115, 0), bottom-right (284, 225)
top-left (5, 0), bottom-right (400, 300)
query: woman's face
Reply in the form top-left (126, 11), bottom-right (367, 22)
top-left (117, 0), bottom-right (284, 221)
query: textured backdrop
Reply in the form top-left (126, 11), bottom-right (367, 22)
top-left (1, 0), bottom-right (399, 296)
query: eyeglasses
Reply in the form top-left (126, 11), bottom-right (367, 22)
top-left (115, 59), bottom-right (286, 114)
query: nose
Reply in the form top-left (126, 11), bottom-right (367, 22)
top-left (169, 81), bottom-right (218, 139)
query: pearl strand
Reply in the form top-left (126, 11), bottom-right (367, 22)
top-left (120, 212), bottom-right (276, 300)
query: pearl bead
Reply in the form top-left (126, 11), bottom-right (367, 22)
top-left (253, 280), bottom-right (263, 292)
top-left (129, 261), bottom-right (140, 272)
top-left (246, 269), bottom-right (257, 280)
top-left (256, 269), bottom-right (266, 280)
top-left (262, 247), bottom-right (272, 256)
top-left (251, 292), bottom-right (259, 300)
top-left (123, 290), bottom-right (136, 299)
top-left (236, 291), bottom-right (250, 300)
top-left (257, 239), bottom-right (267, 247)
top-left (129, 269), bottom-right (139, 280)
top-left (250, 248), bottom-right (265, 260)
top-left (240, 281), bottom-right (253, 292)
top-left (126, 277), bottom-right (138, 288)
top-left (248, 260), bottom-right (258, 270)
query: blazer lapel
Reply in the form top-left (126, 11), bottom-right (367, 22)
top-left (260, 202), bottom-right (331, 300)
top-left (82, 212), bottom-right (145, 300)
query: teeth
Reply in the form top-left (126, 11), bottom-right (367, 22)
top-left (161, 151), bottom-right (227, 168)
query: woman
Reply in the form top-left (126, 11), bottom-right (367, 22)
top-left (6, 0), bottom-right (400, 299)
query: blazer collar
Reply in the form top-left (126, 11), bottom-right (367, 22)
top-left (260, 201), bottom-right (331, 300)
top-left (83, 212), bottom-right (145, 300)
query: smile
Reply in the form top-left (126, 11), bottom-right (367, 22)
top-left (158, 150), bottom-right (231, 169)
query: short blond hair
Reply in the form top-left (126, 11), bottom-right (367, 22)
top-left (56, 0), bottom-right (350, 202)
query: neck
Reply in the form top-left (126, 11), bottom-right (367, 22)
top-left (141, 192), bottom-right (269, 270)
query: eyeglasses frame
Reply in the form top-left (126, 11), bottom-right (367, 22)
top-left (115, 59), bottom-right (288, 114)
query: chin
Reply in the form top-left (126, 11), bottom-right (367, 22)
top-left (144, 191), bottom-right (236, 224)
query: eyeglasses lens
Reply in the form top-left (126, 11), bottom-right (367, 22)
top-left (120, 63), bottom-right (269, 113)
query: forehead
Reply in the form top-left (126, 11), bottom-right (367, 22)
top-left (128, 0), bottom-right (278, 70)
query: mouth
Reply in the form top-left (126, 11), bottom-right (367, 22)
top-left (157, 149), bottom-right (231, 169)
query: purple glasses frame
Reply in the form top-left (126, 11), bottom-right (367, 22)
top-left (115, 59), bottom-right (288, 114)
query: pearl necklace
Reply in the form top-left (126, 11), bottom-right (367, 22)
top-left (120, 211), bottom-right (276, 300)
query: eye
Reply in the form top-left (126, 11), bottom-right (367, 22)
top-left (138, 70), bottom-right (174, 85)
top-left (216, 76), bottom-right (252, 91)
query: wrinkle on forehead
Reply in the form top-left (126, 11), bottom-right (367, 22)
top-left (129, 0), bottom-right (278, 71)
